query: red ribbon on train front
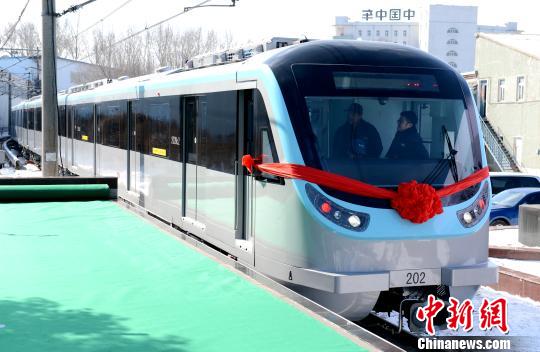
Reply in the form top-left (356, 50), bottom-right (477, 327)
top-left (241, 155), bottom-right (489, 224)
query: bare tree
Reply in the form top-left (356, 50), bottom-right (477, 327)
top-left (89, 28), bottom-right (119, 79)
top-left (56, 19), bottom-right (87, 60)
top-left (1, 22), bottom-right (40, 55)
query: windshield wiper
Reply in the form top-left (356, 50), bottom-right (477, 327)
top-left (423, 126), bottom-right (459, 185)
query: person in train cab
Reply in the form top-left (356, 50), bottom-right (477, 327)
top-left (386, 110), bottom-right (429, 159)
top-left (332, 103), bottom-right (383, 159)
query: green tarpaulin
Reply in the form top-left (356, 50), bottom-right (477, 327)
top-left (0, 201), bottom-right (365, 352)
top-left (0, 184), bottom-right (110, 202)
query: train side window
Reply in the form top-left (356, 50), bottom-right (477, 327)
top-left (148, 99), bottom-right (170, 158)
top-left (74, 104), bottom-right (94, 142)
top-left (35, 108), bottom-right (42, 131)
top-left (253, 90), bottom-right (280, 182)
top-left (98, 102), bottom-right (126, 149)
top-left (67, 106), bottom-right (73, 138)
top-left (202, 91), bottom-right (237, 174)
top-left (28, 109), bottom-right (34, 130)
top-left (58, 106), bottom-right (66, 137)
top-left (168, 97), bottom-right (182, 162)
top-left (131, 100), bottom-right (148, 154)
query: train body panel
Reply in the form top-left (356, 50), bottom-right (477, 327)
top-left (10, 40), bottom-right (498, 322)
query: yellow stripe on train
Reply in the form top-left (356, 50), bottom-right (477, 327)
top-left (152, 147), bottom-right (167, 157)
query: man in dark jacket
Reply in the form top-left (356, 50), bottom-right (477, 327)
top-left (332, 103), bottom-right (382, 159)
top-left (386, 110), bottom-right (429, 159)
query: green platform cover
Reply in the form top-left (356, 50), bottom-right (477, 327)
top-left (0, 184), bottom-right (110, 202)
top-left (0, 201), bottom-right (365, 352)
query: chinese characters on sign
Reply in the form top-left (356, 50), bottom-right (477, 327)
top-left (416, 295), bottom-right (509, 335)
top-left (362, 8), bottom-right (416, 21)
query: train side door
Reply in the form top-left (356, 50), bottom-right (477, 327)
top-left (182, 96), bottom-right (198, 220)
top-left (128, 100), bottom-right (146, 200)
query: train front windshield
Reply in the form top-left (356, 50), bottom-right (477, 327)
top-left (291, 65), bottom-right (483, 202)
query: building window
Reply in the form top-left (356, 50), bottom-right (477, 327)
top-left (376, 30), bottom-right (380, 36)
top-left (367, 30), bottom-right (371, 36)
top-left (447, 27), bottom-right (459, 34)
top-left (448, 61), bottom-right (457, 68)
top-left (394, 30), bottom-right (398, 36)
top-left (478, 80), bottom-right (488, 117)
top-left (403, 30), bottom-right (407, 36)
top-left (358, 30), bottom-right (362, 36)
top-left (498, 79), bottom-right (506, 102)
top-left (447, 39), bottom-right (458, 45)
top-left (446, 50), bottom-right (458, 57)
top-left (517, 76), bottom-right (525, 101)
top-left (385, 30), bottom-right (389, 37)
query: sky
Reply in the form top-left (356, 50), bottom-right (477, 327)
top-left (1, 0), bottom-right (539, 48)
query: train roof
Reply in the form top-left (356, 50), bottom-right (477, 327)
top-left (265, 39), bottom-right (454, 71)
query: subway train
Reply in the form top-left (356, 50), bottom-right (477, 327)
top-left (10, 39), bottom-right (497, 325)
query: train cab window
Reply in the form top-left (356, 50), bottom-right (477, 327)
top-left (98, 102), bottom-right (126, 149)
top-left (288, 65), bottom-right (482, 205)
top-left (74, 104), bottom-right (94, 142)
top-left (35, 108), bottom-right (42, 131)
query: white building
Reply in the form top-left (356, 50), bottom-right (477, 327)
top-left (424, 5), bottom-right (478, 72)
top-left (334, 4), bottom-right (520, 73)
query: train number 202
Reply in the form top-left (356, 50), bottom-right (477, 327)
top-left (406, 271), bottom-right (426, 285)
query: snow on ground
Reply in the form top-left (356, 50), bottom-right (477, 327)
top-left (491, 257), bottom-right (540, 277)
top-left (489, 227), bottom-right (540, 248)
top-left (440, 287), bottom-right (540, 337)
top-left (376, 287), bottom-right (540, 339)
top-left (0, 165), bottom-right (41, 178)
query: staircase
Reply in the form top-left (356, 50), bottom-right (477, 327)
top-left (480, 117), bottom-right (521, 172)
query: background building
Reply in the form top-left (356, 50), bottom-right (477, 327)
top-left (424, 5), bottom-right (477, 72)
top-left (0, 56), bottom-right (103, 131)
top-left (476, 33), bottom-right (540, 174)
top-left (334, 4), bottom-right (520, 73)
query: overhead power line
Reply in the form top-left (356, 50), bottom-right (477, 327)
top-left (75, 0), bottom-right (135, 39)
top-left (0, 0), bottom-right (32, 50)
top-left (184, 0), bottom-right (237, 12)
top-left (58, 0), bottom-right (212, 70)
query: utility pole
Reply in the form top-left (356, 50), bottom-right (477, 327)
top-left (41, 0), bottom-right (58, 176)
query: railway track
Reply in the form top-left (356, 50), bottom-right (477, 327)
top-left (356, 314), bottom-right (422, 352)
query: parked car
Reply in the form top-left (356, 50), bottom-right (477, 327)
top-left (490, 187), bottom-right (540, 226)
top-left (489, 172), bottom-right (540, 195)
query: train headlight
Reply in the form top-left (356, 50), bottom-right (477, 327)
top-left (456, 182), bottom-right (490, 228)
top-left (348, 215), bottom-right (361, 228)
top-left (462, 211), bottom-right (473, 224)
top-left (305, 184), bottom-right (369, 232)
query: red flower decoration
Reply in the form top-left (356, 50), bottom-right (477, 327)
top-left (390, 181), bottom-right (443, 224)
